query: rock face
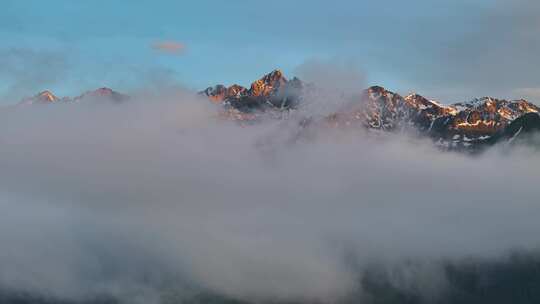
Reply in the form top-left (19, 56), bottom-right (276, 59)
top-left (203, 70), bottom-right (540, 151)
top-left (249, 69), bottom-right (287, 97)
top-left (491, 112), bottom-right (540, 144)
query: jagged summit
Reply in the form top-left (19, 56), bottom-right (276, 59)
top-left (202, 70), bottom-right (288, 102)
top-left (201, 69), bottom-right (302, 112)
top-left (249, 69), bottom-right (288, 97)
top-left (37, 90), bottom-right (58, 102)
top-left (261, 69), bottom-right (286, 84)
top-left (366, 85), bottom-right (387, 93)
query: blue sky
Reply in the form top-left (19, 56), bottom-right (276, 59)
top-left (1, 0), bottom-right (540, 104)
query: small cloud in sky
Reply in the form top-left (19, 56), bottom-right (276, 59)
top-left (152, 40), bottom-right (186, 55)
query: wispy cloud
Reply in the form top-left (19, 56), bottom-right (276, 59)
top-left (0, 48), bottom-right (67, 103)
top-left (514, 87), bottom-right (540, 104)
top-left (152, 40), bottom-right (186, 55)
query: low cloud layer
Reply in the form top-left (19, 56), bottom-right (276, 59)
top-left (0, 86), bottom-right (539, 303)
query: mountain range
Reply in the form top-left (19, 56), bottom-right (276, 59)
top-left (202, 70), bottom-right (540, 151)
top-left (15, 70), bottom-right (540, 152)
top-left (19, 87), bottom-right (129, 105)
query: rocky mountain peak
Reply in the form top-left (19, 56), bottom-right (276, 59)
top-left (92, 87), bottom-right (115, 96)
top-left (249, 69), bottom-right (288, 97)
top-left (18, 90), bottom-right (59, 105)
top-left (74, 88), bottom-right (128, 103)
top-left (37, 90), bottom-right (58, 102)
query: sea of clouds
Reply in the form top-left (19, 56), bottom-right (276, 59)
top-left (0, 79), bottom-right (539, 303)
